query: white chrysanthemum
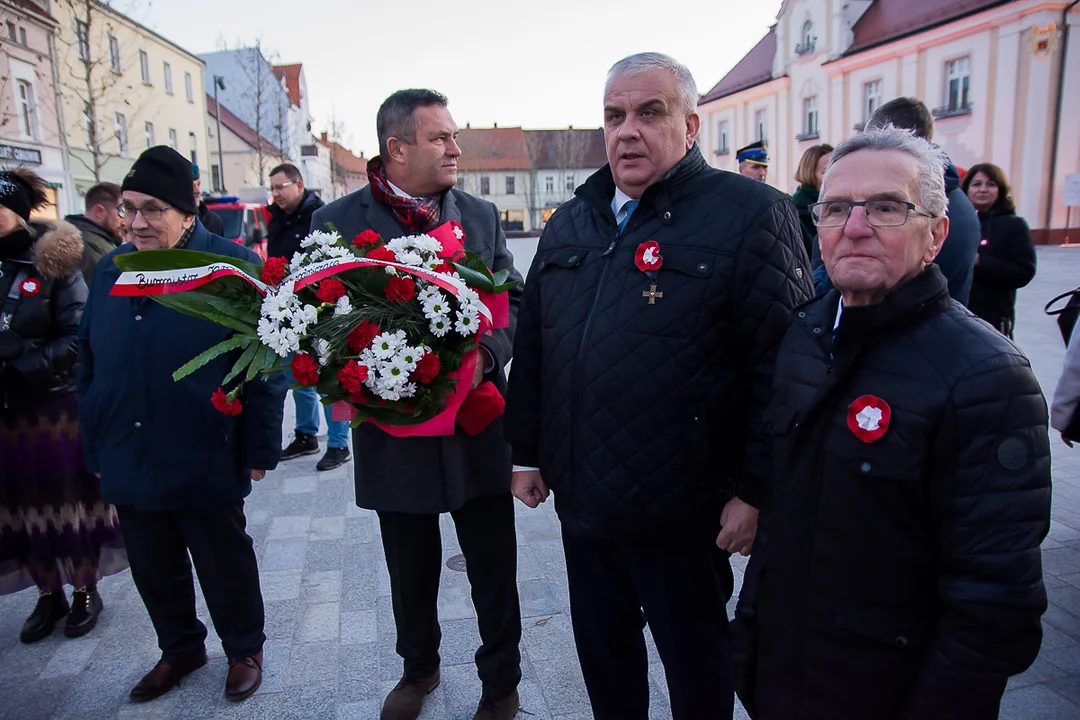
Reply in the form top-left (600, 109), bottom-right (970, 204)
top-left (300, 230), bottom-right (339, 249)
top-left (296, 304), bottom-right (320, 328)
top-left (455, 309), bottom-right (479, 335)
top-left (413, 235), bottom-right (442, 255)
top-left (429, 314), bottom-right (451, 338)
top-left (459, 287), bottom-right (481, 307)
top-left (371, 331), bottom-right (406, 360)
top-left (395, 250), bottom-right (424, 266)
top-left (289, 253), bottom-right (306, 273)
top-left (261, 288), bottom-right (299, 322)
top-left (417, 286), bottom-right (441, 305)
top-left (382, 358), bottom-right (412, 385)
top-left (314, 338), bottom-right (331, 366)
top-left (397, 345), bottom-right (423, 371)
top-left (422, 292), bottom-right (450, 318)
top-left (398, 382), bottom-right (418, 399)
top-left (334, 295), bottom-right (352, 316)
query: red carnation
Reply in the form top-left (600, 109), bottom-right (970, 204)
top-left (353, 230), bottom-right (382, 248)
top-left (347, 320), bottom-right (381, 352)
top-left (432, 262), bottom-right (455, 275)
top-left (338, 360), bottom-right (369, 393)
top-left (211, 387), bottom-right (243, 415)
top-left (261, 256), bottom-right (288, 285)
top-left (385, 276), bottom-right (416, 304)
top-left (291, 352), bottom-right (320, 386)
top-left (365, 246), bottom-right (396, 262)
top-left (412, 352), bottom-right (440, 384)
top-left (316, 278), bottom-right (347, 304)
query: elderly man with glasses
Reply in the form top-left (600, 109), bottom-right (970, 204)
top-left (731, 125), bottom-right (1051, 720)
top-left (77, 146), bottom-right (288, 704)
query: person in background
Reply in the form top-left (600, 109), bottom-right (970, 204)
top-left (736, 140), bottom-right (769, 182)
top-left (1052, 333), bottom-right (1080, 446)
top-left (65, 182), bottom-right (122, 287)
top-left (0, 169), bottom-right (127, 645)
top-left (266, 163), bottom-right (350, 471)
top-left (193, 164), bottom-right (224, 236)
top-left (791, 143), bottom-right (833, 261)
top-left (962, 162), bottom-right (1037, 339)
top-left (78, 147), bottom-right (287, 704)
top-left (862, 98), bottom-right (980, 305)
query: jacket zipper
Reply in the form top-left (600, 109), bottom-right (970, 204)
top-left (570, 222), bottom-right (623, 485)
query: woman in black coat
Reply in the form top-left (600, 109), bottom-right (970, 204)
top-left (0, 170), bottom-right (125, 644)
top-left (790, 143), bottom-right (833, 263)
top-left (962, 163), bottom-right (1037, 338)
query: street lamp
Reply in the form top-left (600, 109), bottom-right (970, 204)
top-left (213, 75), bottom-right (227, 194)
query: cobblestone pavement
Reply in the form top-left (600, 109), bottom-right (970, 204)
top-left (2, 243), bottom-right (1080, 719)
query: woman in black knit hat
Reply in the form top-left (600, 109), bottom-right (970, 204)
top-left (0, 168), bottom-right (126, 643)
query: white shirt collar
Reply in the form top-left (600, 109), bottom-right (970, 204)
top-left (388, 180), bottom-right (416, 200)
top-left (612, 186), bottom-right (637, 220)
top-left (834, 299), bottom-right (844, 330)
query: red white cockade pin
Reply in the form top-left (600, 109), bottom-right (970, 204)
top-left (19, 278), bottom-right (40, 297)
top-left (636, 241), bottom-right (664, 305)
top-left (847, 395), bottom-right (891, 443)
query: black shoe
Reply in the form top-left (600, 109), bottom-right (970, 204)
top-left (20, 592), bottom-right (69, 644)
top-left (316, 446), bottom-right (351, 471)
top-left (65, 589), bottom-right (103, 638)
top-left (281, 431), bottom-right (319, 460)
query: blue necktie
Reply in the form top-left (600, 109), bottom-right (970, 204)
top-left (618, 200), bottom-right (639, 231)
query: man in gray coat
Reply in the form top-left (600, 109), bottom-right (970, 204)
top-left (310, 89), bottom-right (524, 720)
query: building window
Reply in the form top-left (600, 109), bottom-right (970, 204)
top-left (755, 109), bottom-right (768, 142)
top-left (6, 22), bottom-right (15, 41)
top-left (75, 20), bottom-right (89, 61)
top-left (939, 56), bottom-right (972, 117)
top-left (500, 209), bottom-right (525, 232)
top-left (139, 51), bottom-right (151, 85)
top-left (185, 72), bottom-right (193, 102)
top-left (566, 175), bottom-right (575, 192)
top-left (109, 34), bottom-right (121, 73)
top-left (864, 80), bottom-right (882, 120)
top-left (211, 164), bottom-right (222, 193)
top-left (115, 112), bottom-right (128, 155)
top-left (189, 132), bottom-right (197, 163)
top-left (717, 121), bottom-right (730, 155)
top-left (163, 63), bottom-right (173, 94)
top-left (83, 102), bottom-right (95, 148)
top-left (798, 96), bottom-right (819, 139)
top-left (545, 176), bottom-right (554, 193)
top-left (456, 176), bottom-right (465, 190)
top-left (168, 128), bottom-right (177, 150)
top-left (505, 176), bottom-right (516, 195)
top-left (480, 176), bottom-right (490, 195)
top-left (145, 121), bottom-right (154, 148)
top-left (796, 21), bottom-right (815, 54)
top-left (18, 26), bottom-right (25, 45)
top-left (16, 80), bottom-right (37, 140)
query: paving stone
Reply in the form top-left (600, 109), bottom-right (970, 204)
top-left (304, 539), bottom-right (345, 573)
top-left (259, 570), bottom-right (303, 602)
top-left (284, 640), bottom-right (340, 687)
top-left (295, 602), bottom-right (340, 643)
top-left (40, 635), bottom-right (101, 679)
top-left (300, 570), bottom-right (342, 605)
top-left (268, 515), bottom-right (312, 539)
top-left (339, 608), bottom-right (377, 645)
top-left (261, 538), bottom-right (309, 571)
top-left (999, 683), bottom-right (1080, 720)
top-left (310, 516), bottom-right (346, 540)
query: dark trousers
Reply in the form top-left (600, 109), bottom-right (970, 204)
top-left (377, 492), bottom-right (522, 698)
top-left (115, 501), bottom-right (265, 663)
top-left (562, 526), bottom-right (735, 720)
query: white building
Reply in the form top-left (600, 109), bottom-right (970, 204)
top-left (272, 63), bottom-right (312, 165)
top-left (697, 0), bottom-right (1080, 243)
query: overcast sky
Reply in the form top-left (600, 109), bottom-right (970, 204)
top-left (132, 0), bottom-right (780, 157)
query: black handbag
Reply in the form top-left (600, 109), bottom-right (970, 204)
top-left (1045, 288), bottom-right (1080, 346)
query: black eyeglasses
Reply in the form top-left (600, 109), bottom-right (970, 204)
top-left (117, 202), bottom-right (173, 221)
top-left (810, 199), bottom-right (937, 228)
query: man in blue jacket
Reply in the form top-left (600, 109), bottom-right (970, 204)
top-left (77, 147), bottom-right (287, 704)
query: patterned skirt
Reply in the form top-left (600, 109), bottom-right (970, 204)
top-left (0, 392), bottom-right (127, 594)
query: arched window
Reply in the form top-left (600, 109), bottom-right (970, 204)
top-left (797, 20), bottom-right (816, 54)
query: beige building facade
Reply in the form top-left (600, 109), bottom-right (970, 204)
top-left (50, 0), bottom-right (208, 202)
top-left (698, 0), bottom-right (1080, 243)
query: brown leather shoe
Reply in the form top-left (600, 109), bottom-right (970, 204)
top-left (380, 668), bottom-right (441, 720)
top-left (129, 649), bottom-right (208, 702)
top-left (473, 689), bottom-right (520, 720)
top-left (225, 650), bottom-right (263, 702)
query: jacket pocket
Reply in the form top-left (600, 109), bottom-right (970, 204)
top-left (834, 602), bottom-right (931, 649)
top-left (536, 249), bottom-right (589, 329)
top-left (614, 247), bottom-right (716, 338)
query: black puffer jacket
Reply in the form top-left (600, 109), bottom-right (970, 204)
top-left (65, 214), bottom-right (118, 287)
top-left (733, 266), bottom-right (1050, 720)
top-left (267, 190), bottom-right (325, 261)
top-left (968, 209), bottom-right (1037, 335)
top-left (505, 147), bottom-right (812, 537)
top-left (0, 220), bottom-right (87, 411)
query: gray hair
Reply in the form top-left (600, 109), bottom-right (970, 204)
top-left (826, 125), bottom-right (949, 217)
top-left (605, 52), bottom-right (698, 116)
top-left (376, 89), bottom-right (448, 158)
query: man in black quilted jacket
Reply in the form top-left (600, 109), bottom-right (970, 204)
top-left (732, 126), bottom-right (1051, 719)
top-left (504, 52), bottom-right (811, 720)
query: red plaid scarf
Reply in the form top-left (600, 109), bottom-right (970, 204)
top-left (366, 156), bottom-right (443, 233)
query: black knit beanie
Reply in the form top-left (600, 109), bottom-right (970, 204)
top-left (121, 146), bottom-right (198, 216)
top-left (0, 172), bottom-right (34, 221)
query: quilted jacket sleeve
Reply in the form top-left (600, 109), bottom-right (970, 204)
top-left (11, 272), bottom-right (86, 385)
top-left (729, 198), bottom-right (812, 508)
top-left (478, 204), bottom-right (523, 378)
top-left (504, 234), bottom-right (546, 468)
top-left (975, 216), bottom-right (1037, 290)
top-left (902, 354), bottom-right (1051, 719)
